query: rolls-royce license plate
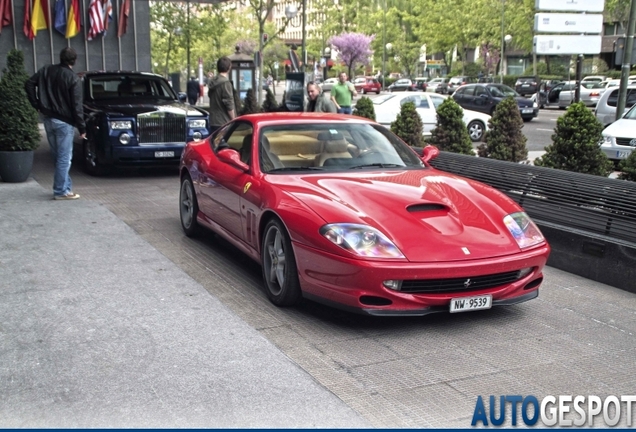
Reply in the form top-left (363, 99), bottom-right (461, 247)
top-left (155, 151), bottom-right (174, 158)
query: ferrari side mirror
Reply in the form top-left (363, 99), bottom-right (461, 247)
top-left (421, 145), bottom-right (440, 163)
top-left (217, 148), bottom-right (249, 172)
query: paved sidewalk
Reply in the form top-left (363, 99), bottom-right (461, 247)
top-left (0, 180), bottom-right (370, 428)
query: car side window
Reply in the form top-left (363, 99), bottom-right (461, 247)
top-left (418, 97), bottom-right (430, 109)
top-left (627, 90), bottom-right (636, 108)
top-left (430, 95), bottom-right (444, 109)
top-left (607, 89), bottom-right (619, 107)
top-left (400, 96), bottom-right (420, 106)
top-left (475, 86), bottom-right (488, 97)
top-left (225, 122), bottom-right (255, 163)
top-left (211, 124), bottom-right (232, 151)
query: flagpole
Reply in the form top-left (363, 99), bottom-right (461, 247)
top-left (116, 0), bottom-right (121, 69)
top-left (11, 0), bottom-right (17, 48)
top-left (30, 0), bottom-right (37, 72)
top-left (66, 0), bottom-right (69, 46)
top-left (48, 0), bottom-right (54, 64)
top-left (82, 0), bottom-right (88, 70)
top-left (101, 34), bottom-right (104, 69)
top-left (131, 0), bottom-right (136, 70)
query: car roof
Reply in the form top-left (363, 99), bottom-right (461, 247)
top-left (238, 112), bottom-right (372, 125)
top-left (79, 70), bottom-right (164, 79)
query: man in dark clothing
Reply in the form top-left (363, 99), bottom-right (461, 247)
top-left (207, 57), bottom-right (236, 131)
top-left (186, 76), bottom-right (199, 105)
top-left (305, 82), bottom-right (336, 113)
top-left (25, 47), bottom-right (86, 200)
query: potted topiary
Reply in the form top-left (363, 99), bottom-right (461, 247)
top-left (353, 96), bottom-right (376, 121)
top-left (390, 101), bottom-right (423, 147)
top-left (478, 96), bottom-right (528, 162)
top-left (0, 49), bottom-right (41, 182)
top-left (618, 152), bottom-right (636, 181)
top-left (428, 97), bottom-right (474, 155)
top-left (261, 88), bottom-right (279, 112)
top-left (240, 88), bottom-right (260, 115)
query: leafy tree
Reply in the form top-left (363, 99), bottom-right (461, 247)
top-left (328, 32), bottom-right (375, 78)
top-left (261, 88), bottom-right (279, 112)
top-left (478, 96), bottom-right (528, 162)
top-left (534, 102), bottom-right (613, 176)
top-left (390, 101), bottom-right (422, 147)
top-left (241, 89), bottom-right (260, 115)
top-left (0, 49), bottom-right (40, 151)
top-left (353, 96), bottom-right (375, 121)
top-left (428, 98), bottom-right (474, 155)
top-left (618, 152), bottom-right (636, 181)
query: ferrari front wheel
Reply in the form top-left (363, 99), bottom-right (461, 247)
top-left (261, 219), bottom-right (301, 307)
top-left (180, 174), bottom-right (201, 237)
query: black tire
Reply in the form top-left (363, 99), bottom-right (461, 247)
top-left (179, 174), bottom-right (201, 237)
top-left (83, 138), bottom-right (110, 176)
top-left (467, 120), bottom-right (485, 142)
top-left (261, 218), bottom-right (301, 307)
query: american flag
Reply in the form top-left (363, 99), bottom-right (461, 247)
top-left (87, 0), bottom-right (104, 40)
top-left (102, 0), bottom-right (112, 34)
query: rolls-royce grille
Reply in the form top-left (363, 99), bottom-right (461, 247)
top-left (137, 116), bottom-right (186, 144)
top-left (615, 137), bottom-right (636, 147)
top-left (400, 270), bottom-right (522, 294)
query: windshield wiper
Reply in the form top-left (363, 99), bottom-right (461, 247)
top-left (267, 166), bottom-right (325, 172)
top-left (348, 163), bottom-right (405, 169)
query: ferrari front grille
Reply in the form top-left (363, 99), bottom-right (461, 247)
top-left (400, 270), bottom-right (522, 294)
top-left (137, 116), bottom-right (186, 144)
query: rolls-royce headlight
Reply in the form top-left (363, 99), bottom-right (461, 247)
top-left (320, 223), bottom-right (405, 258)
top-left (110, 120), bottom-right (132, 130)
top-left (503, 212), bottom-right (545, 249)
top-left (119, 133), bottom-right (131, 145)
top-left (188, 119), bottom-right (207, 128)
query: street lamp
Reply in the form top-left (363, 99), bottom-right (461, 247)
top-left (284, 2), bottom-right (307, 73)
top-left (322, 47), bottom-right (331, 81)
top-left (502, 34), bottom-right (512, 81)
top-left (382, 0), bottom-right (387, 90)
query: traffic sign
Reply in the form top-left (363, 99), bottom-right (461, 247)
top-left (534, 13), bottom-right (603, 33)
top-left (535, 0), bottom-right (604, 12)
top-left (533, 35), bottom-right (602, 54)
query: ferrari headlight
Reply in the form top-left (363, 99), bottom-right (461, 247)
top-left (320, 223), bottom-right (405, 258)
top-left (188, 119), bottom-right (207, 128)
top-left (110, 120), bottom-right (132, 130)
top-left (503, 212), bottom-right (545, 249)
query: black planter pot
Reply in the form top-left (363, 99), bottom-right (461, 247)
top-left (0, 150), bottom-right (34, 183)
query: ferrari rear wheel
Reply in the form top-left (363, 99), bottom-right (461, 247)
top-left (261, 219), bottom-right (301, 307)
top-left (180, 174), bottom-right (201, 237)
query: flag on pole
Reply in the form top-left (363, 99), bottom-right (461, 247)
top-left (65, 0), bottom-right (80, 37)
top-left (102, 0), bottom-right (111, 34)
top-left (87, 0), bottom-right (103, 40)
top-left (30, 0), bottom-right (49, 37)
top-left (117, 0), bottom-right (129, 37)
top-left (53, 0), bottom-right (66, 35)
top-left (23, 0), bottom-right (34, 39)
top-left (0, 0), bottom-right (12, 33)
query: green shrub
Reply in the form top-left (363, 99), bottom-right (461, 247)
top-left (0, 49), bottom-right (40, 151)
top-left (478, 96), bottom-right (527, 162)
top-left (534, 102), bottom-right (613, 176)
top-left (353, 96), bottom-right (375, 121)
top-left (390, 101), bottom-right (422, 147)
top-left (240, 88), bottom-right (260, 115)
top-left (427, 98), bottom-right (473, 155)
top-left (261, 88), bottom-right (278, 112)
top-left (618, 151), bottom-right (636, 181)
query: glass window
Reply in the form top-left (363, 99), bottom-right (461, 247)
top-left (400, 96), bottom-right (420, 106)
top-left (604, 23), bottom-right (616, 35)
top-left (430, 95), bottom-right (445, 108)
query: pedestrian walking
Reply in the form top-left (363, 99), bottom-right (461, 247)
top-left (330, 72), bottom-right (357, 114)
top-left (25, 47), bottom-right (85, 200)
top-left (187, 76), bottom-right (200, 105)
top-left (305, 82), bottom-right (336, 113)
top-left (207, 57), bottom-right (236, 131)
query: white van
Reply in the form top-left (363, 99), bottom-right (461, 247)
top-left (594, 84), bottom-right (636, 127)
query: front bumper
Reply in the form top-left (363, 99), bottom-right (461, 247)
top-left (601, 143), bottom-right (634, 161)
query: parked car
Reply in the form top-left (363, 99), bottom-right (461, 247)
top-left (355, 77), bottom-right (382, 94)
top-left (427, 77), bottom-right (449, 94)
top-left (594, 84), bottom-right (636, 127)
top-left (447, 76), bottom-right (476, 94)
top-left (452, 83), bottom-right (538, 121)
top-left (558, 81), bottom-right (606, 108)
top-left (369, 92), bottom-right (491, 141)
top-left (179, 112), bottom-right (549, 315)
top-left (531, 80), bottom-right (567, 108)
top-left (320, 77), bottom-right (339, 92)
top-left (413, 77), bottom-right (429, 91)
top-left (581, 75), bottom-right (607, 84)
top-left (601, 103), bottom-right (636, 163)
top-left (388, 78), bottom-right (415, 92)
top-left (514, 76), bottom-right (539, 96)
top-left (77, 71), bottom-right (211, 175)
top-left (353, 77), bottom-right (367, 88)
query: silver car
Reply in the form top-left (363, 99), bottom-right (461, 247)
top-left (594, 84), bottom-right (636, 127)
top-left (558, 81), bottom-right (606, 108)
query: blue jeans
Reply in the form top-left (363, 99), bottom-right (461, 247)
top-left (43, 117), bottom-right (75, 197)
top-left (337, 106), bottom-right (352, 115)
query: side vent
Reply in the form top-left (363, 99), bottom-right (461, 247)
top-left (407, 203), bottom-right (447, 213)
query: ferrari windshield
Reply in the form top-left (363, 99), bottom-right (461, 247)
top-left (259, 123), bottom-right (423, 173)
top-left (87, 75), bottom-right (177, 100)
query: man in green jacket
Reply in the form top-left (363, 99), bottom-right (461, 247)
top-left (305, 82), bottom-right (336, 113)
top-left (330, 72), bottom-right (357, 114)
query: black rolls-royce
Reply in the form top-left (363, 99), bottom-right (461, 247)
top-left (77, 71), bottom-right (210, 175)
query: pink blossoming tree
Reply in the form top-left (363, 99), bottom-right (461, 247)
top-left (328, 32), bottom-right (375, 78)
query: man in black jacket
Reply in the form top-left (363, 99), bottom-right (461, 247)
top-left (25, 47), bottom-right (86, 200)
top-left (186, 76), bottom-right (199, 105)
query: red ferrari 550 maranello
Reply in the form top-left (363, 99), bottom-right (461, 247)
top-left (179, 113), bottom-right (550, 316)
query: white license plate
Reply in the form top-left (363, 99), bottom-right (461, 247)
top-left (522, 84), bottom-right (530, 87)
top-left (450, 294), bottom-right (492, 313)
top-left (155, 151), bottom-right (174, 158)
top-left (522, 109), bottom-right (534, 114)
top-left (617, 151), bottom-right (630, 158)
